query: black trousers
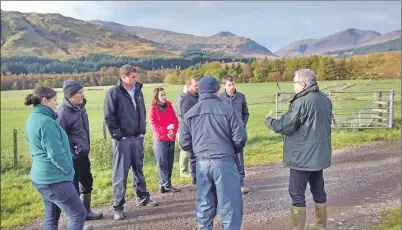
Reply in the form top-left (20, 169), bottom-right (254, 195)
top-left (73, 157), bottom-right (94, 195)
top-left (288, 169), bottom-right (327, 207)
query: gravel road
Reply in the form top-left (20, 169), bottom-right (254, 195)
top-left (10, 140), bottom-right (401, 230)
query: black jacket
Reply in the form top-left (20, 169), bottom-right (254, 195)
top-left (104, 81), bottom-right (146, 140)
top-left (56, 98), bottom-right (90, 160)
top-left (180, 93), bottom-right (199, 116)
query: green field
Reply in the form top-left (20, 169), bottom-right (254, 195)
top-left (1, 79), bottom-right (401, 227)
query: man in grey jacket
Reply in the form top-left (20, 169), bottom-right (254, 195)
top-left (265, 69), bottom-right (332, 230)
top-left (174, 84), bottom-right (191, 178)
top-left (180, 76), bottom-right (247, 230)
top-left (220, 75), bottom-right (250, 194)
top-left (57, 80), bottom-right (103, 221)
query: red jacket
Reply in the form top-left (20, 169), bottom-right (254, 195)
top-left (149, 101), bottom-right (179, 142)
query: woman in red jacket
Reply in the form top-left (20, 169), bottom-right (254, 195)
top-left (149, 87), bottom-right (180, 193)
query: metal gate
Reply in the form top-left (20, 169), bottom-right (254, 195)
top-left (275, 90), bottom-right (395, 129)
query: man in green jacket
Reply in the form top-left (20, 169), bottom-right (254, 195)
top-left (265, 69), bottom-right (332, 230)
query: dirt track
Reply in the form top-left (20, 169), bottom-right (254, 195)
top-left (10, 140), bottom-right (401, 230)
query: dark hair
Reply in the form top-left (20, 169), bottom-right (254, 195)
top-left (24, 86), bottom-right (57, 106)
top-left (119, 64), bottom-right (137, 77)
top-left (152, 87), bottom-right (165, 105)
top-left (222, 75), bottom-right (235, 84)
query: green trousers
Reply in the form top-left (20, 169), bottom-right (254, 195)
top-left (177, 134), bottom-right (190, 174)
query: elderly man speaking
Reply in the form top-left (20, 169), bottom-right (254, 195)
top-left (265, 69), bottom-right (333, 230)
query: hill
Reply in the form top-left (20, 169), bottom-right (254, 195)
top-left (89, 20), bottom-right (277, 58)
top-left (275, 28), bottom-right (381, 56)
top-left (323, 39), bottom-right (401, 57)
top-left (357, 30), bottom-right (401, 47)
top-left (0, 10), bottom-right (177, 60)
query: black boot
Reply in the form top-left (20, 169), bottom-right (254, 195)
top-left (80, 193), bottom-right (104, 220)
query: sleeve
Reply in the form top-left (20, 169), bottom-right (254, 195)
top-left (265, 101), bottom-right (304, 135)
top-left (242, 95), bottom-right (250, 127)
top-left (180, 95), bottom-right (192, 115)
top-left (230, 108), bottom-right (248, 152)
top-left (41, 124), bottom-right (73, 174)
top-left (104, 89), bottom-right (123, 140)
top-left (179, 118), bottom-right (193, 153)
top-left (149, 106), bottom-right (168, 137)
top-left (56, 110), bottom-right (69, 135)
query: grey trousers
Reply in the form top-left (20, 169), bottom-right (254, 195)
top-left (112, 136), bottom-right (150, 211)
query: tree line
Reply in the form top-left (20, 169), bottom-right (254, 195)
top-left (0, 51), bottom-right (254, 75)
top-left (1, 53), bottom-right (399, 90)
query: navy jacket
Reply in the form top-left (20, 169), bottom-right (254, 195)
top-left (180, 93), bottom-right (247, 171)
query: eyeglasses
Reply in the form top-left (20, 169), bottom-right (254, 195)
top-left (293, 81), bottom-right (302, 85)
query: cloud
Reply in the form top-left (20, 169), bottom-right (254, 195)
top-left (198, 1), bottom-right (214, 7)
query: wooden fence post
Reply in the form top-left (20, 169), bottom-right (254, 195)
top-left (103, 122), bottom-right (107, 140)
top-left (13, 129), bottom-right (18, 168)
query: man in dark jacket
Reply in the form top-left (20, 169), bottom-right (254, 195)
top-left (265, 69), bottom-right (332, 230)
top-left (180, 76), bottom-right (247, 230)
top-left (56, 80), bottom-right (103, 221)
top-left (104, 64), bottom-right (158, 220)
top-left (220, 75), bottom-right (250, 195)
top-left (177, 77), bottom-right (199, 178)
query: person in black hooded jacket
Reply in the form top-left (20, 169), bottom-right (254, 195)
top-left (56, 80), bottom-right (103, 222)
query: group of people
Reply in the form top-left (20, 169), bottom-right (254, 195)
top-left (25, 64), bottom-right (333, 230)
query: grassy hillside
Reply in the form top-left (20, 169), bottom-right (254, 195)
top-left (89, 20), bottom-right (277, 58)
top-left (324, 39), bottom-right (401, 57)
top-left (275, 28), bottom-right (381, 56)
top-left (0, 11), bottom-right (177, 60)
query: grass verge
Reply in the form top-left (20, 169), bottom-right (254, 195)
top-left (373, 207), bottom-right (401, 230)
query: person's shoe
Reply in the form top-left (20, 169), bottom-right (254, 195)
top-left (159, 186), bottom-right (181, 193)
top-left (291, 206), bottom-right (306, 230)
top-left (137, 199), bottom-right (159, 207)
top-left (83, 224), bottom-right (94, 230)
top-left (113, 210), bottom-right (125, 220)
top-left (180, 172), bottom-right (192, 178)
top-left (315, 203), bottom-right (327, 229)
top-left (241, 186), bottom-right (251, 194)
top-left (80, 193), bottom-right (104, 220)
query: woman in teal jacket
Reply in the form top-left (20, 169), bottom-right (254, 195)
top-left (25, 86), bottom-right (87, 230)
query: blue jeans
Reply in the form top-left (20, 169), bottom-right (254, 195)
top-left (195, 158), bottom-right (243, 230)
top-left (32, 181), bottom-right (87, 230)
top-left (153, 140), bottom-right (175, 188)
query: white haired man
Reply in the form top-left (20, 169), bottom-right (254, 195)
top-left (265, 69), bottom-right (333, 230)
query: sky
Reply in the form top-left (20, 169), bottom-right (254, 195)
top-left (1, 1), bottom-right (401, 51)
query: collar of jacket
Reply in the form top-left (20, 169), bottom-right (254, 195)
top-left (63, 97), bottom-right (87, 111)
top-left (32, 104), bottom-right (58, 120)
top-left (199, 93), bottom-right (222, 102)
top-left (223, 89), bottom-right (237, 98)
top-left (290, 83), bottom-right (320, 104)
top-left (117, 79), bottom-right (143, 91)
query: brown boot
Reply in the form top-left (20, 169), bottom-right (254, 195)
top-left (315, 203), bottom-right (327, 229)
top-left (291, 206), bottom-right (306, 230)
